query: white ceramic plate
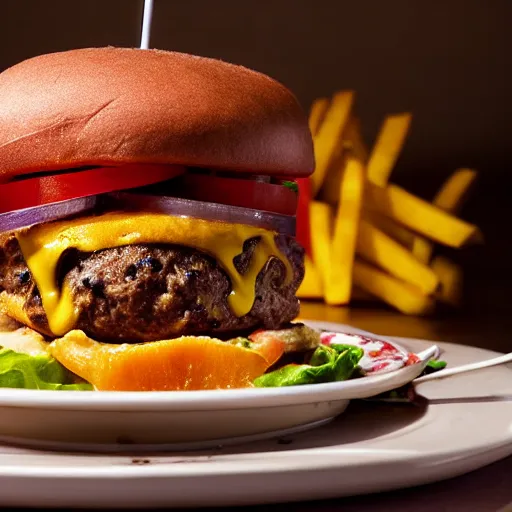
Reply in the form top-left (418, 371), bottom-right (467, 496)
top-left (0, 321), bottom-right (511, 508)
top-left (0, 322), bottom-right (435, 450)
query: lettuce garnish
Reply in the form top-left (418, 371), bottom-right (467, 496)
top-left (0, 348), bottom-right (92, 390)
top-left (254, 344), bottom-right (364, 387)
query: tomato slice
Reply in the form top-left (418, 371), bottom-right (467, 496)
top-left (174, 174), bottom-right (298, 216)
top-left (0, 164), bottom-right (185, 214)
top-left (295, 177), bottom-right (312, 256)
top-left (247, 330), bottom-right (286, 366)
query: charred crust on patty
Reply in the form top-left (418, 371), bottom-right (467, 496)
top-left (0, 233), bottom-right (304, 343)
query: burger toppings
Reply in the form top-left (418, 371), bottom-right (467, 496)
top-left (0, 346), bottom-right (92, 391)
top-left (106, 190), bottom-right (297, 236)
top-left (168, 172), bottom-right (299, 216)
top-left (254, 343), bottom-right (364, 388)
top-left (281, 181), bottom-right (299, 194)
top-left (48, 330), bottom-right (285, 391)
top-left (0, 164), bottom-right (186, 214)
top-left (320, 331), bottom-right (418, 374)
top-left (0, 325), bottom-right (92, 390)
top-left (0, 196), bottom-right (100, 234)
top-left (0, 314), bottom-right (430, 392)
top-left (0, 171), bottom-right (298, 235)
top-left (249, 323), bottom-right (321, 353)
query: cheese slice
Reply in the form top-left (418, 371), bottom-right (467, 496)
top-left (16, 212), bottom-right (293, 336)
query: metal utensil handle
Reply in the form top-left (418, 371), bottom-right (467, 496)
top-left (414, 352), bottom-right (512, 384)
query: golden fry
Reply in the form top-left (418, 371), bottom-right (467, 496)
top-left (326, 159), bottom-right (365, 305)
top-left (361, 209), bottom-right (416, 248)
top-left (308, 97), bottom-right (330, 136)
top-left (311, 91), bottom-right (354, 197)
top-left (365, 181), bottom-right (482, 247)
top-left (356, 220), bottom-right (439, 295)
top-left (310, 200), bottom-right (334, 289)
top-left (434, 168), bottom-right (478, 211)
top-left (304, 89), bottom-right (480, 315)
top-left (353, 260), bottom-right (436, 315)
top-left (412, 169), bottom-right (478, 262)
top-left (412, 235), bottom-right (436, 264)
top-left (367, 113), bottom-right (412, 186)
top-left (297, 255), bottom-right (324, 299)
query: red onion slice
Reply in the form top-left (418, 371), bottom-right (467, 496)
top-left (0, 192), bottom-right (296, 236)
top-left (106, 192), bottom-right (296, 236)
top-left (0, 196), bottom-right (99, 234)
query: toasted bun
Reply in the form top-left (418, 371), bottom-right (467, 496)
top-left (0, 47), bottom-right (314, 182)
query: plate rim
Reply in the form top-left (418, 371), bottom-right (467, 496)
top-left (0, 419), bottom-right (511, 480)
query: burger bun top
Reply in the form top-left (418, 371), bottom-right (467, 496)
top-left (0, 47), bottom-right (315, 182)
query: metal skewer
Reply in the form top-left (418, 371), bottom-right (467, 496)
top-left (140, 0), bottom-right (155, 49)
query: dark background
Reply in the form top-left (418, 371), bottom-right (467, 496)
top-left (0, 0), bottom-right (510, 318)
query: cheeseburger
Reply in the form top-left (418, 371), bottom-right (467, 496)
top-left (0, 47), bottom-right (330, 392)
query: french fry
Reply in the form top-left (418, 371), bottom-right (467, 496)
top-left (302, 88), bottom-right (480, 316)
top-left (308, 97), bottom-right (330, 136)
top-left (356, 219), bottom-right (439, 295)
top-left (311, 91), bottom-right (354, 196)
top-left (365, 181), bottom-right (482, 248)
top-left (326, 159), bottom-right (365, 305)
top-left (367, 113), bottom-right (412, 186)
top-left (409, 234), bottom-right (433, 263)
top-left (432, 168), bottom-right (478, 211)
top-left (297, 255), bottom-right (324, 299)
top-left (353, 259), bottom-right (436, 315)
top-left (310, 200), bottom-right (334, 289)
top-left (412, 169), bottom-right (478, 262)
top-left (361, 209), bottom-right (416, 248)
top-left (344, 117), bottom-right (369, 163)
top-left (320, 116), bottom-right (369, 206)
top-left (431, 256), bottom-right (463, 306)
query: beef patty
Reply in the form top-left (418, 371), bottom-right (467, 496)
top-left (0, 233), bottom-right (304, 342)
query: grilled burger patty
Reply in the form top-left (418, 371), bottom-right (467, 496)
top-left (0, 234), bottom-right (304, 342)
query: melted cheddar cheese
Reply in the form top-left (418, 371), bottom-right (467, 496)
top-left (16, 213), bottom-right (293, 336)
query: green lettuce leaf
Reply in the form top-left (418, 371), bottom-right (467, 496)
top-left (282, 180), bottom-right (299, 194)
top-left (254, 344), bottom-right (364, 387)
top-left (0, 348), bottom-right (92, 391)
top-left (425, 359), bottom-right (447, 373)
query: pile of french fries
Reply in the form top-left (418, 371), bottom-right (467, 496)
top-left (297, 91), bottom-right (482, 315)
